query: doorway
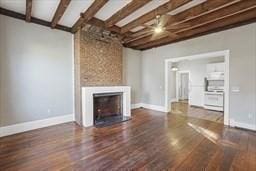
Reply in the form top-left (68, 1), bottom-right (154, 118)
top-left (177, 71), bottom-right (189, 102)
top-left (164, 50), bottom-right (230, 125)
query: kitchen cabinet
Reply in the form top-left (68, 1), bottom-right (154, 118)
top-left (206, 63), bottom-right (224, 73)
top-left (206, 62), bottom-right (225, 80)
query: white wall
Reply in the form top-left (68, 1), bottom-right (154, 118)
top-left (123, 48), bottom-right (142, 104)
top-left (0, 16), bottom-right (73, 127)
top-left (141, 23), bottom-right (256, 128)
top-left (168, 65), bottom-right (176, 101)
top-left (1, 15), bottom-right (255, 131)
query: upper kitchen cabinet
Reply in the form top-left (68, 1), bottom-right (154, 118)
top-left (206, 63), bottom-right (225, 73)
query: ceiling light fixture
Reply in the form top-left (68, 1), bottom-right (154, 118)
top-left (154, 15), bottom-right (164, 34)
top-left (171, 66), bottom-right (179, 71)
top-left (154, 26), bottom-right (163, 34)
top-left (171, 62), bottom-right (179, 71)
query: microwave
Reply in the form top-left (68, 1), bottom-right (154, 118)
top-left (207, 72), bottom-right (224, 80)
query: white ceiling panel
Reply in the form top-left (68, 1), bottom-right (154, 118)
top-left (95, 0), bottom-right (132, 21)
top-left (0, 0), bottom-right (26, 14)
top-left (168, 0), bottom-right (207, 15)
top-left (32, 0), bottom-right (60, 21)
top-left (59, 0), bottom-right (94, 27)
top-left (116, 0), bottom-right (169, 27)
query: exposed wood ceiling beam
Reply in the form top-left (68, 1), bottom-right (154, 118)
top-left (105, 0), bottom-right (152, 27)
top-left (120, 0), bottom-right (192, 34)
top-left (0, 7), bottom-right (71, 32)
top-left (85, 17), bottom-right (134, 40)
top-left (51, 0), bottom-right (71, 28)
top-left (2, 0), bottom-right (255, 51)
top-left (136, 7), bottom-right (256, 50)
top-left (71, 0), bottom-right (109, 33)
top-left (25, 0), bottom-right (32, 22)
top-left (87, 17), bottom-right (121, 33)
top-left (124, 27), bottom-right (149, 43)
top-left (127, 0), bottom-right (256, 47)
top-left (125, 0), bottom-right (240, 43)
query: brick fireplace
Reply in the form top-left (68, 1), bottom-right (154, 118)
top-left (74, 29), bottom-right (124, 125)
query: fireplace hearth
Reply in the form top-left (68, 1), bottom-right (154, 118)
top-left (93, 92), bottom-right (130, 127)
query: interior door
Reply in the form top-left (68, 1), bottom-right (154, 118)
top-left (179, 73), bottom-right (189, 100)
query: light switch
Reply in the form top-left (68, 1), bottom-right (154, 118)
top-left (231, 86), bottom-right (240, 92)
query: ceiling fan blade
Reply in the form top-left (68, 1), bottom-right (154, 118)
top-left (142, 24), bottom-right (155, 29)
top-left (126, 31), bottom-right (153, 43)
top-left (150, 33), bottom-right (161, 41)
top-left (150, 31), bottom-right (169, 41)
top-left (165, 23), bottom-right (191, 30)
top-left (131, 29), bottom-right (153, 38)
top-left (159, 14), bottom-right (171, 27)
top-left (125, 29), bottom-right (153, 43)
top-left (165, 30), bottom-right (178, 38)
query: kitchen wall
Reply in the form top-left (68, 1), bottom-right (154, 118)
top-left (0, 15), bottom-right (73, 127)
top-left (123, 48), bottom-right (142, 104)
top-left (141, 23), bottom-right (256, 128)
top-left (168, 57), bottom-right (224, 107)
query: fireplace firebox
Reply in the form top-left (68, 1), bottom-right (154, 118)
top-left (93, 92), bottom-right (130, 127)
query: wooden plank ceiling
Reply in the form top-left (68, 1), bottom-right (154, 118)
top-left (0, 0), bottom-right (256, 50)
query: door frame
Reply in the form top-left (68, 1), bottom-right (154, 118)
top-left (164, 50), bottom-right (230, 126)
top-left (176, 70), bottom-right (190, 103)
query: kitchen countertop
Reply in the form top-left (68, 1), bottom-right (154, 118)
top-left (205, 91), bottom-right (224, 95)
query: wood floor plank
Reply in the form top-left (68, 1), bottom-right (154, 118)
top-left (230, 131), bottom-right (249, 171)
top-left (0, 108), bottom-right (255, 171)
top-left (171, 101), bottom-right (224, 123)
top-left (247, 133), bottom-right (256, 170)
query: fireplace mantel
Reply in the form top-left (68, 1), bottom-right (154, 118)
top-left (81, 86), bottom-right (131, 127)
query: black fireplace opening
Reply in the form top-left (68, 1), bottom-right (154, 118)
top-left (93, 92), bottom-right (130, 127)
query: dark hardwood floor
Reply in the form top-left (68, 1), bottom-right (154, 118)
top-left (0, 108), bottom-right (255, 171)
top-left (171, 101), bottom-right (224, 123)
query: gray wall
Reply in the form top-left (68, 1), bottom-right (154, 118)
top-left (123, 48), bottom-right (142, 104)
top-left (141, 23), bottom-right (256, 126)
top-left (0, 16), bottom-right (73, 127)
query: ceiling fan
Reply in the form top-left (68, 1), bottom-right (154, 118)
top-left (134, 14), bottom-right (190, 40)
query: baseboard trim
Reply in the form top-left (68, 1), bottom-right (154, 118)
top-left (131, 103), bottom-right (166, 112)
top-left (0, 114), bottom-right (74, 137)
top-left (229, 119), bottom-right (256, 131)
top-left (141, 103), bottom-right (166, 112)
top-left (131, 103), bottom-right (143, 109)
